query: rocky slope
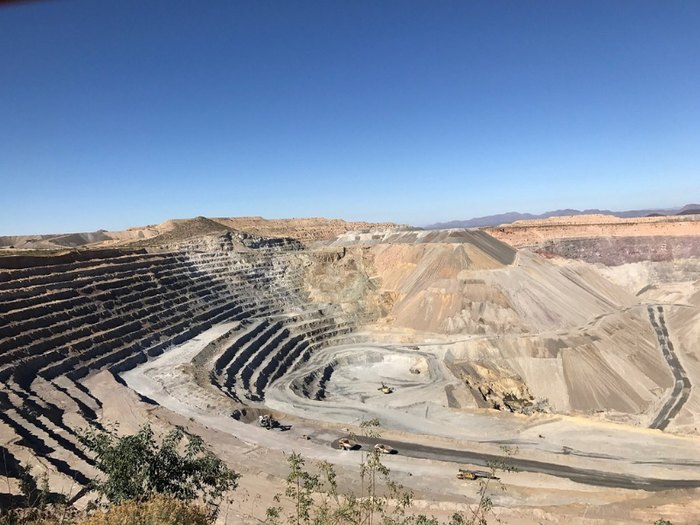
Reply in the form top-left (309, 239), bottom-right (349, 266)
top-left (427, 203), bottom-right (700, 229)
top-left (485, 214), bottom-right (700, 248)
top-left (0, 216), bottom-right (406, 251)
top-left (2, 218), bottom-right (700, 511)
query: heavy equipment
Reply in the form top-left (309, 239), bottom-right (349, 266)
top-left (258, 414), bottom-right (278, 429)
top-left (378, 382), bottom-right (394, 394)
top-left (457, 469), bottom-right (477, 480)
top-left (338, 438), bottom-right (359, 450)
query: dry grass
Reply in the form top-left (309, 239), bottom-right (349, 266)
top-left (77, 496), bottom-right (209, 525)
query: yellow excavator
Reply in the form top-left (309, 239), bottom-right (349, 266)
top-left (457, 469), bottom-right (477, 480)
top-left (457, 468), bottom-right (497, 481)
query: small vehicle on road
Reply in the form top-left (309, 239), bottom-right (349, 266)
top-left (337, 438), bottom-right (360, 450)
top-left (374, 443), bottom-right (397, 454)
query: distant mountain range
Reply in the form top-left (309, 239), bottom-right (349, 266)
top-left (425, 204), bottom-right (700, 229)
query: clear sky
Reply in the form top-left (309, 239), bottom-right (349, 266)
top-left (1, 1), bottom-right (698, 235)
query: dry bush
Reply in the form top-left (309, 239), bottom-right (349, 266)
top-left (77, 495), bottom-right (209, 525)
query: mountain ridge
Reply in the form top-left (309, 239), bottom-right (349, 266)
top-left (426, 204), bottom-right (700, 229)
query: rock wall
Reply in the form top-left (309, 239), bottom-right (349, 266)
top-left (535, 236), bottom-right (700, 266)
top-left (0, 232), bottom-right (375, 489)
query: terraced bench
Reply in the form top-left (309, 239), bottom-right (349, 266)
top-left (0, 254), bottom-right (180, 292)
top-left (0, 252), bottom-right (174, 283)
top-left (0, 241), bottom-right (358, 492)
top-left (220, 321), bottom-right (285, 395)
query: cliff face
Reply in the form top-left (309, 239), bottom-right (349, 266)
top-left (535, 236), bottom-right (700, 265)
top-left (486, 214), bottom-right (700, 248)
top-left (484, 214), bottom-right (700, 266)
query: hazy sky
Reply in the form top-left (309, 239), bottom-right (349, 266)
top-left (1, 1), bottom-right (699, 235)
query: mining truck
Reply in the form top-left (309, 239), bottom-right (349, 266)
top-left (374, 443), bottom-right (397, 454)
top-left (258, 414), bottom-right (278, 429)
top-left (338, 438), bottom-right (359, 450)
top-left (378, 382), bottom-right (394, 394)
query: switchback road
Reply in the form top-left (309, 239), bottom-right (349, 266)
top-left (648, 305), bottom-right (691, 430)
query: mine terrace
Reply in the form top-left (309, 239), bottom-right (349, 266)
top-left (2, 213), bottom-right (700, 522)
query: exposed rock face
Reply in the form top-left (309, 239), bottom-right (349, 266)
top-left (0, 216), bottom-right (406, 251)
top-left (303, 246), bottom-right (387, 321)
top-left (212, 217), bottom-right (408, 244)
top-left (0, 231), bottom-right (378, 487)
top-left (452, 360), bottom-right (541, 413)
top-left (485, 214), bottom-right (700, 266)
top-left (447, 307), bottom-right (672, 415)
top-left (535, 236), bottom-right (700, 266)
top-left (486, 214), bottom-right (700, 249)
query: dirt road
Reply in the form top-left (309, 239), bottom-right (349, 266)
top-left (338, 436), bottom-right (700, 491)
top-left (648, 305), bottom-right (691, 430)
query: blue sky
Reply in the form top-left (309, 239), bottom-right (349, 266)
top-left (1, 1), bottom-right (698, 235)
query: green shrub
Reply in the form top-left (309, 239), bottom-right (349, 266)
top-left (78, 424), bottom-right (238, 520)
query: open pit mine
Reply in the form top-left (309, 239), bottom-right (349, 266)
top-left (2, 214), bottom-right (700, 523)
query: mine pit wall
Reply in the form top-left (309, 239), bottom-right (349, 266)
top-left (485, 214), bottom-right (700, 249)
top-left (302, 245), bottom-right (391, 322)
top-left (0, 249), bottom-right (153, 270)
top-left (211, 310), bottom-right (365, 404)
top-left (0, 237), bottom-right (379, 490)
top-left (0, 243), bottom-right (371, 391)
top-left (532, 235), bottom-right (700, 266)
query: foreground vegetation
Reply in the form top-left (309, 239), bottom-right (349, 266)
top-left (0, 421), bottom-right (680, 525)
top-left (76, 424), bottom-right (238, 517)
top-left (265, 419), bottom-right (516, 525)
top-left (1, 424), bottom-right (236, 525)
